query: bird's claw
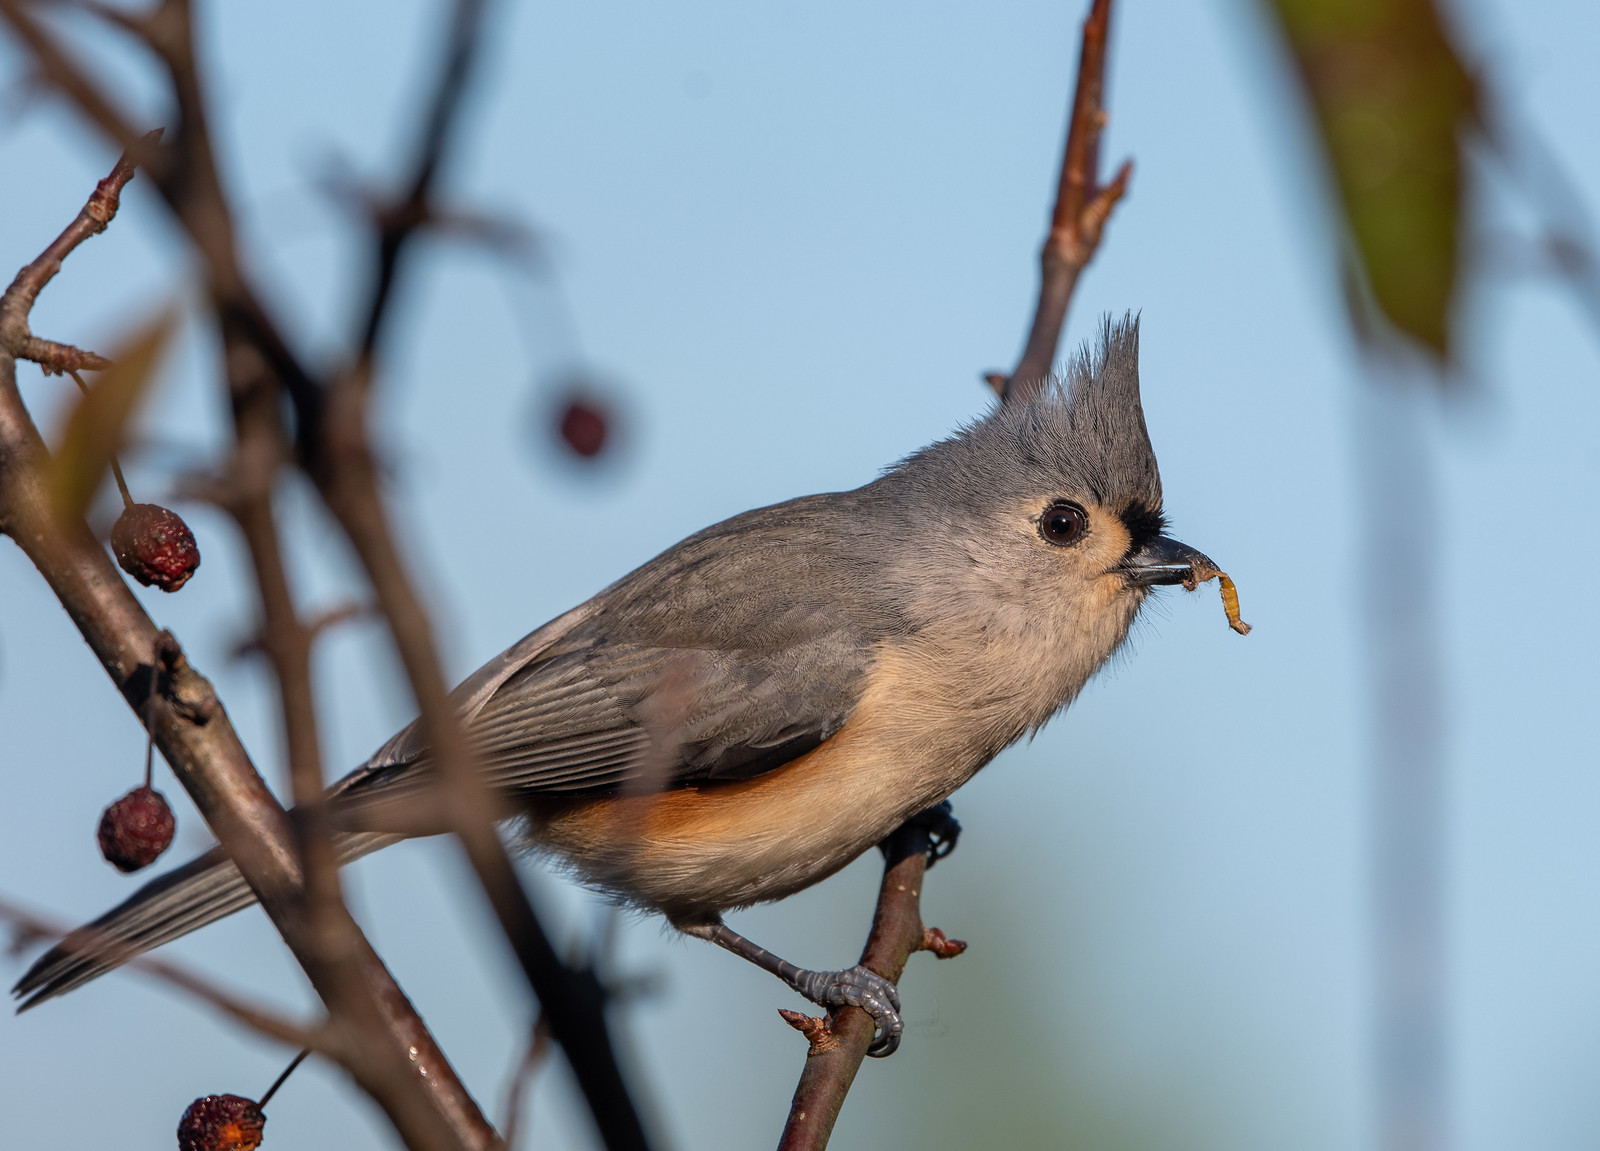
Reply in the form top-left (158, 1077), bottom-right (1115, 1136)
top-left (786, 963), bottom-right (904, 1058)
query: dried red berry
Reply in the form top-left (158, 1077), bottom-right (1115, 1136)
top-left (557, 397), bottom-right (609, 458)
top-left (97, 785), bottom-right (175, 872)
top-left (111, 503), bottom-right (200, 592)
top-left (177, 1095), bottom-right (265, 1151)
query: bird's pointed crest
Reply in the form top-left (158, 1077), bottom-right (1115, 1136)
top-left (1049, 312), bottom-right (1161, 509)
top-left (885, 313), bottom-right (1162, 516)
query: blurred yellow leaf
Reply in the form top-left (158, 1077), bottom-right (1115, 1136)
top-left (1261, 0), bottom-right (1479, 360)
top-left (47, 311), bottom-right (176, 525)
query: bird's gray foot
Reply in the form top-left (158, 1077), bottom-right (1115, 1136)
top-left (689, 920), bottom-right (906, 1057)
top-left (786, 963), bottom-right (903, 1058)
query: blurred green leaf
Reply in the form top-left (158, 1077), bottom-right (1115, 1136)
top-left (1261, 0), bottom-right (1478, 360)
top-left (47, 311), bottom-right (175, 524)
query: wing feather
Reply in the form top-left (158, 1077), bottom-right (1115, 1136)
top-left (335, 499), bottom-right (882, 810)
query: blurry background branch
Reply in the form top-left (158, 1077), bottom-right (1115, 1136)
top-left (1249, 5), bottom-right (1600, 1151)
top-left (0, 131), bottom-right (501, 1151)
top-left (0, 896), bottom-right (327, 1053)
top-left (1255, 5), bottom-right (1475, 1151)
top-left (0, 0), bottom-right (653, 1147)
top-left (1479, 100), bottom-right (1600, 343)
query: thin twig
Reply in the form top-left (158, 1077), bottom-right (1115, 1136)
top-left (2, 130), bottom-right (156, 314)
top-left (1001, 0), bottom-right (1131, 404)
top-left (499, 1014), bottom-right (552, 1151)
top-left (356, 0), bottom-right (488, 358)
top-left (224, 473), bottom-right (352, 1002)
top-left (311, 0), bottom-right (656, 1143)
top-left (0, 897), bottom-right (327, 1052)
top-left (231, 601), bottom-right (370, 661)
top-left (1481, 99), bottom-right (1600, 345)
top-left (0, 123), bottom-right (159, 373)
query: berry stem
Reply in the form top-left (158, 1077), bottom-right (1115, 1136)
top-left (258, 1048), bottom-right (310, 1110)
top-left (107, 458), bottom-right (134, 510)
top-left (67, 368), bottom-right (136, 510)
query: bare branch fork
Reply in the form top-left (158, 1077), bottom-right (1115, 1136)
top-left (775, 2), bottom-right (1130, 1146)
top-left (998, 0), bottom-right (1131, 404)
top-left (0, 0), bottom-right (650, 1148)
top-left (0, 130), bottom-right (150, 375)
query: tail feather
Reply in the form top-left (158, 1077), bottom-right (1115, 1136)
top-left (12, 831), bottom-right (401, 1010)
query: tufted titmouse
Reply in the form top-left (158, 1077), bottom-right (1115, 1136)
top-left (15, 316), bottom-right (1235, 1053)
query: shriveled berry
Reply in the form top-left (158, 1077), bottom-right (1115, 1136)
top-left (177, 1095), bottom-right (265, 1151)
top-left (557, 397), bottom-right (609, 458)
top-left (111, 503), bottom-right (201, 592)
top-left (98, 785), bottom-right (175, 872)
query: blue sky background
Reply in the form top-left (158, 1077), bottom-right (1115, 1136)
top-left (2, 1), bottom-right (1598, 1148)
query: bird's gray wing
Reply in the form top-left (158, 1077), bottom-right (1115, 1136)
top-left (15, 495), bottom-right (883, 1007)
top-left (333, 495), bottom-right (882, 816)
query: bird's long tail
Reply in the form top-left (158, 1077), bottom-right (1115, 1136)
top-left (12, 830), bottom-right (401, 1010)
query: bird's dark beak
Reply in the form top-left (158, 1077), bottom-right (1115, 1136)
top-left (1117, 535), bottom-right (1217, 588)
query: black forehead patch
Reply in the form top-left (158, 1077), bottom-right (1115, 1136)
top-left (1117, 501), bottom-right (1166, 555)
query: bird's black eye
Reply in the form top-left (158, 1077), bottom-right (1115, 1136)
top-left (1039, 501), bottom-right (1088, 546)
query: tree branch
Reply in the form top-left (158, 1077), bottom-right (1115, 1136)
top-left (3, 3), bottom-right (654, 1147)
top-left (311, 1), bottom-right (654, 1136)
top-left (356, 0), bottom-right (486, 358)
top-left (1002, 0), bottom-right (1131, 403)
top-left (0, 126), bottom-right (497, 1151)
top-left (0, 126), bottom-right (160, 374)
top-left (776, 822), bottom-right (964, 1150)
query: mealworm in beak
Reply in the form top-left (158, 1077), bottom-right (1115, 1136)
top-left (1215, 572), bottom-right (1251, 635)
top-left (1182, 560), bottom-right (1252, 636)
